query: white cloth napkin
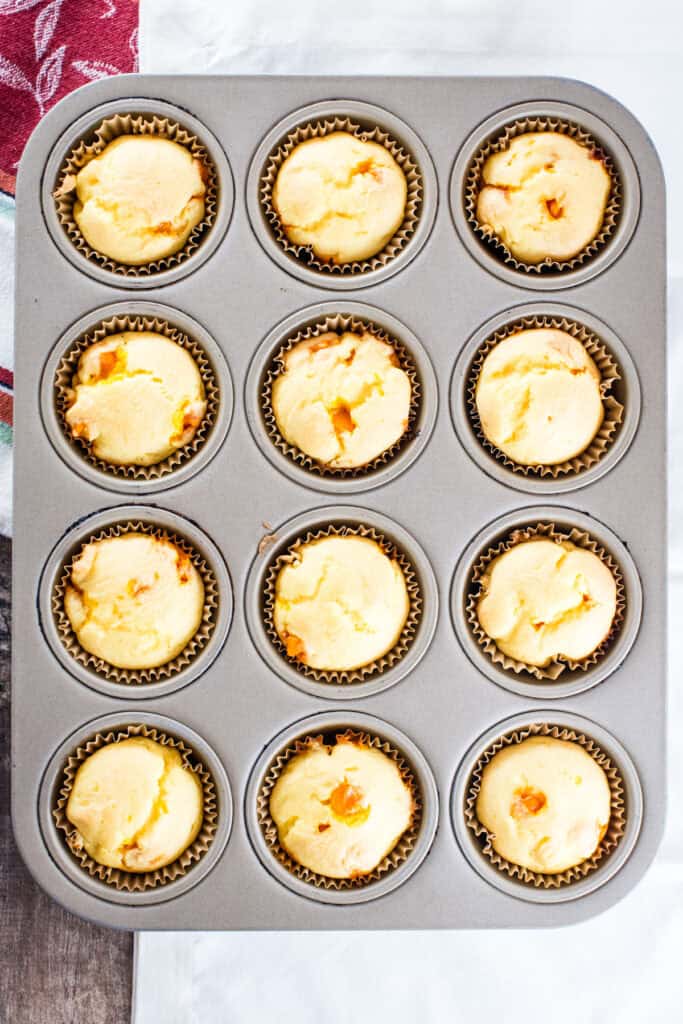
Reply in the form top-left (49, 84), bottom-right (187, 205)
top-left (134, 1), bottom-right (683, 1020)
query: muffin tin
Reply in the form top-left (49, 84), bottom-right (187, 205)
top-left (12, 75), bottom-right (666, 929)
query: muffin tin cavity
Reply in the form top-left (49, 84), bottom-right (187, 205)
top-left (42, 98), bottom-right (234, 288)
top-left (246, 99), bottom-right (437, 289)
top-left (451, 506), bottom-right (642, 699)
top-left (450, 303), bottom-right (640, 495)
top-left (450, 101), bottom-right (640, 289)
top-left (450, 711), bottom-right (643, 904)
top-left (245, 506), bottom-right (438, 698)
top-left (38, 506), bottom-right (233, 699)
top-left (245, 711), bottom-right (438, 905)
top-left (39, 712), bottom-right (232, 906)
top-left (41, 301), bottom-right (233, 495)
top-left (245, 301), bottom-right (438, 493)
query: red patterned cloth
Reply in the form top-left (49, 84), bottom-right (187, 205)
top-left (0, 0), bottom-right (139, 438)
top-left (0, 0), bottom-right (139, 195)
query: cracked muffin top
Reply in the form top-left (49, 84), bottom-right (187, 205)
top-left (271, 330), bottom-right (412, 470)
top-left (475, 736), bottom-right (611, 873)
top-left (269, 734), bottom-right (413, 879)
top-left (273, 534), bottom-right (409, 673)
top-left (66, 737), bottom-right (203, 872)
top-left (475, 132), bottom-right (611, 264)
top-left (271, 132), bottom-right (407, 264)
top-left (64, 332), bottom-right (207, 468)
top-left (474, 328), bottom-right (604, 466)
top-left (71, 135), bottom-right (207, 265)
top-left (64, 533), bottom-right (205, 670)
top-left (476, 537), bottom-right (617, 668)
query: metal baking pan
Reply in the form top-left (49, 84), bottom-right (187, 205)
top-left (12, 74), bottom-right (666, 929)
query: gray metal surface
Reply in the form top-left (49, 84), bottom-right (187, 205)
top-left (12, 75), bottom-right (666, 930)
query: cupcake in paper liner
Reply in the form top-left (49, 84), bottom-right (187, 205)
top-left (257, 729), bottom-right (421, 890)
top-left (465, 116), bottom-right (621, 274)
top-left (262, 523), bottom-right (422, 685)
top-left (52, 521), bottom-right (218, 685)
top-left (53, 112), bottom-right (218, 276)
top-left (260, 115), bottom-right (422, 275)
top-left (467, 315), bottom-right (624, 478)
top-left (261, 313), bottom-right (421, 479)
top-left (464, 722), bottom-right (626, 889)
top-left (466, 522), bottom-right (625, 681)
top-left (52, 723), bottom-right (218, 892)
top-left (54, 314), bottom-right (220, 481)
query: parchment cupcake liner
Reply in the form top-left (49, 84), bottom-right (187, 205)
top-left (53, 112), bottom-right (218, 277)
top-left (466, 314), bottom-right (624, 478)
top-left (465, 116), bottom-right (622, 274)
top-left (464, 721), bottom-right (626, 889)
top-left (260, 115), bottom-right (422, 276)
top-left (466, 522), bottom-right (626, 681)
top-left (261, 313), bottom-right (421, 479)
top-left (52, 520), bottom-right (218, 685)
top-left (52, 722), bottom-right (218, 892)
top-left (54, 314), bottom-right (220, 481)
top-left (256, 728), bottom-right (421, 890)
top-left (263, 523), bottom-right (423, 685)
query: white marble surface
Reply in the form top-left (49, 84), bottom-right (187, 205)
top-left (134, 1), bottom-right (682, 1019)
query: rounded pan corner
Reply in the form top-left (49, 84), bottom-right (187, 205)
top-left (16, 75), bottom-right (139, 194)
top-left (544, 823), bottom-right (668, 930)
top-left (547, 75), bottom-right (666, 181)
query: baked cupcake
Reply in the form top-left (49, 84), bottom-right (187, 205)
top-left (64, 533), bottom-right (205, 670)
top-left (476, 538), bottom-right (617, 667)
top-left (271, 331), bottom-right (412, 469)
top-left (72, 136), bottom-right (207, 265)
top-left (272, 132), bottom-right (407, 264)
top-left (64, 332), bottom-right (207, 467)
top-left (66, 737), bottom-right (203, 872)
top-left (475, 328), bottom-right (604, 466)
top-left (476, 132), bottom-right (611, 264)
top-left (273, 535), bottom-right (409, 672)
top-left (475, 736), bottom-right (611, 873)
top-left (269, 734), bottom-right (413, 878)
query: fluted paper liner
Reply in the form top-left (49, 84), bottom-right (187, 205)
top-left (257, 729), bottom-right (421, 890)
top-left (53, 111), bottom-right (218, 277)
top-left (52, 723), bottom-right (218, 892)
top-left (52, 520), bottom-right (218, 685)
top-left (262, 523), bottom-right (422, 684)
top-left (54, 314), bottom-right (220, 481)
top-left (260, 115), bottom-right (422, 275)
top-left (464, 721), bottom-right (627, 889)
top-left (466, 522), bottom-right (626, 681)
top-left (466, 315), bottom-right (624, 478)
top-left (465, 116), bottom-right (621, 274)
top-left (261, 313), bottom-right (421, 478)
